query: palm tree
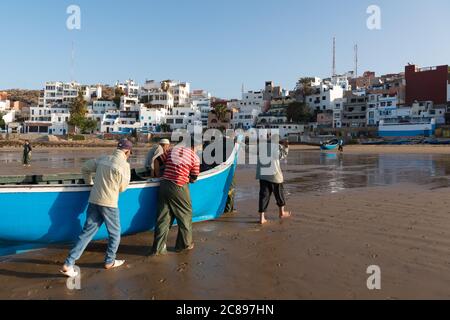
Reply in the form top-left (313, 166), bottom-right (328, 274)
top-left (214, 104), bottom-right (228, 122)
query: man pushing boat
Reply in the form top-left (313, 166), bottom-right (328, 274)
top-left (60, 139), bottom-right (132, 277)
top-left (151, 137), bottom-right (201, 256)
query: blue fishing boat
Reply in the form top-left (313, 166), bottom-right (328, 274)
top-left (320, 139), bottom-right (339, 151)
top-left (0, 140), bottom-right (241, 244)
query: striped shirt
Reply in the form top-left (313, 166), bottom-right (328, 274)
top-left (161, 146), bottom-right (200, 186)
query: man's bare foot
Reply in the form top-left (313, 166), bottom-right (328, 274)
top-left (259, 213), bottom-right (268, 225)
top-left (279, 211), bottom-right (292, 219)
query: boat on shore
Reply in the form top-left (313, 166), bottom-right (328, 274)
top-left (0, 140), bottom-right (241, 244)
top-left (320, 139), bottom-right (339, 151)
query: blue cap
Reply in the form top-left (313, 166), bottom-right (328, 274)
top-left (117, 139), bottom-right (133, 152)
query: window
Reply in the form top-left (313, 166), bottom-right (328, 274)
top-left (176, 119), bottom-right (183, 124)
top-left (322, 96), bottom-right (326, 100)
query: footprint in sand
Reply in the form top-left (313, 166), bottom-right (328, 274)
top-left (177, 262), bottom-right (188, 272)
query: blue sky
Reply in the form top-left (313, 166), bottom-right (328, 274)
top-left (1, 0), bottom-right (449, 98)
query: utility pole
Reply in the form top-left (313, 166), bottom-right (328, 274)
top-left (332, 37), bottom-right (336, 77)
top-left (70, 41), bottom-right (75, 82)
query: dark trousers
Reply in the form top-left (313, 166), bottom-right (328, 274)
top-left (152, 179), bottom-right (193, 254)
top-left (258, 180), bottom-right (286, 213)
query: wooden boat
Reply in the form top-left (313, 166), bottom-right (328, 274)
top-left (320, 139), bottom-right (339, 151)
top-left (0, 140), bottom-right (241, 244)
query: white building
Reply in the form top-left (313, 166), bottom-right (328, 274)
top-left (366, 94), bottom-right (398, 126)
top-left (89, 100), bottom-right (117, 115)
top-left (2, 110), bottom-right (16, 125)
top-left (81, 85), bottom-right (102, 103)
top-left (306, 79), bottom-right (345, 112)
top-left (0, 99), bottom-right (10, 112)
top-left (100, 111), bottom-right (120, 133)
top-left (38, 81), bottom-right (102, 108)
top-left (139, 106), bottom-right (168, 132)
top-left (165, 104), bottom-right (201, 131)
top-left (332, 98), bottom-right (346, 128)
top-left (191, 90), bottom-right (212, 127)
top-left (116, 79), bottom-right (140, 98)
top-left (447, 80), bottom-right (450, 103)
top-left (140, 80), bottom-right (191, 112)
top-left (233, 91), bottom-right (265, 130)
top-left (255, 123), bottom-right (305, 139)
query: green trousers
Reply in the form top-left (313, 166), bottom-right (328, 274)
top-left (152, 179), bottom-right (193, 254)
top-left (224, 176), bottom-right (235, 213)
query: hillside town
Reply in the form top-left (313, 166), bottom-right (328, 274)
top-left (1, 63), bottom-right (450, 142)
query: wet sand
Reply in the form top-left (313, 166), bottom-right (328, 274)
top-left (1, 147), bottom-right (450, 299)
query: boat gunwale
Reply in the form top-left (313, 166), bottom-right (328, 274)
top-left (0, 141), bottom-right (240, 193)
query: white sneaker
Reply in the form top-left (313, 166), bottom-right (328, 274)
top-left (105, 259), bottom-right (125, 270)
top-left (60, 266), bottom-right (79, 278)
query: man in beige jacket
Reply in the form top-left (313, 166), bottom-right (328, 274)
top-left (61, 139), bottom-right (132, 277)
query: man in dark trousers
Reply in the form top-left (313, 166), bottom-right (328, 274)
top-left (151, 137), bottom-right (201, 255)
top-left (256, 136), bottom-right (291, 224)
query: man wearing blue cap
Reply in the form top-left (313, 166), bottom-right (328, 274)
top-left (60, 139), bottom-right (132, 277)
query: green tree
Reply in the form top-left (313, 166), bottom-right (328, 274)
top-left (80, 118), bottom-right (98, 133)
top-left (68, 92), bottom-right (99, 134)
top-left (213, 104), bottom-right (228, 122)
top-left (113, 87), bottom-right (125, 108)
top-left (68, 92), bottom-right (88, 133)
top-left (286, 101), bottom-right (314, 123)
top-left (0, 112), bottom-right (5, 129)
top-left (293, 77), bottom-right (316, 102)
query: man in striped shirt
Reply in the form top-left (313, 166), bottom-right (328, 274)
top-left (151, 137), bottom-right (201, 255)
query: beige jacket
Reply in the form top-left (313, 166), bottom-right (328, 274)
top-left (256, 144), bottom-right (289, 184)
top-left (82, 150), bottom-right (131, 208)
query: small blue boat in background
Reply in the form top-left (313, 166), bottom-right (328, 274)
top-left (320, 139), bottom-right (340, 151)
top-left (0, 140), bottom-right (241, 244)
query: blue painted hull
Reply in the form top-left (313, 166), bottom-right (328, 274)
top-left (0, 146), bottom-right (239, 244)
top-left (320, 144), bottom-right (338, 150)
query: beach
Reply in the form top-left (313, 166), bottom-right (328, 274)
top-left (1, 145), bottom-right (450, 299)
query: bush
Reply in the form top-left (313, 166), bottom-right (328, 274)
top-left (69, 134), bottom-right (86, 141)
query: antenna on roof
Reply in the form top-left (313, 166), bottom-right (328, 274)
top-left (70, 41), bottom-right (75, 82)
top-left (354, 44), bottom-right (358, 78)
top-left (332, 37), bottom-right (336, 77)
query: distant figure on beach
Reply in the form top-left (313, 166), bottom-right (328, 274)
top-left (145, 138), bottom-right (171, 177)
top-left (256, 136), bottom-right (291, 225)
top-left (151, 137), bottom-right (200, 256)
top-left (60, 139), bottom-right (132, 277)
top-left (338, 139), bottom-right (344, 153)
top-left (22, 140), bottom-right (32, 167)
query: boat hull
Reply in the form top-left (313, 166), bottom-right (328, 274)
top-left (320, 144), bottom-right (338, 150)
top-left (0, 147), bottom-right (238, 243)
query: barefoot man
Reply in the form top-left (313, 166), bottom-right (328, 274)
top-left (60, 139), bottom-right (132, 277)
top-left (256, 135), bottom-right (291, 224)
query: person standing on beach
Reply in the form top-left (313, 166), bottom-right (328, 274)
top-left (144, 138), bottom-right (171, 177)
top-left (151, 137), bottom-right (200, 255)
top-left (22, 140), bottom-right (32, 167)
top-left (256, 136), bottom-right (291, 225)
top-left (338, 139), bottom-right (344, 153)
top-left (60, 139), bottom-right (132, 277)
